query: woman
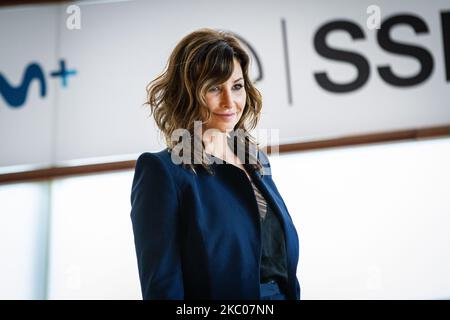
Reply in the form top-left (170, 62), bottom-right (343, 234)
top-left (130, 28), bottom-right (300, 300)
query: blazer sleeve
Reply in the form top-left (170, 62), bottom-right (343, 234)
top-left (130, 152), bottom-right (184, 299)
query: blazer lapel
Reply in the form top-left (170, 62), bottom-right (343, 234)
top-left (245, 163), bottom-right (299, 298)
top-left (246, 165), bottom-right (286, 222)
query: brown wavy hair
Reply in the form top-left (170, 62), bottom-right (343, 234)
top-left (144, 28), bottom-right (264, 175)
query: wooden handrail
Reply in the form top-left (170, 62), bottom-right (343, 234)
top-left (0, 0), bottom-right (69, 7)
top-left (1, 125), bottom-right (449, 185)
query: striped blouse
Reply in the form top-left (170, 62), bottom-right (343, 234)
top-left (247, 175), bottom-right (288, 285)
top-left (249, 178), bottom-right (268, 220)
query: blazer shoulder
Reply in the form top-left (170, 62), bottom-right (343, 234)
top-left (257, 148), bottom-right (272, 176)
top-left (258, 149), bottom-right (271, 166)
top-left (135, 148), bottom-right (177, 168)
top-left (134, 148), bottom-right (188, 188)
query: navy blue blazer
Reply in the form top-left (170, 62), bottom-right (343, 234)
top-left (130, 148), bottom-right (300, 300)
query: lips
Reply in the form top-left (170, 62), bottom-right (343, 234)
top-left (213, 112), bottom-right (236, 121)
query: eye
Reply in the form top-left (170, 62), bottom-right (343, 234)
top-left (208, 86), bottom-right (220, 93)
top-left (233, 83), bottom-right (244, 90)
top-left (208, 83), bottom-right (244, 93)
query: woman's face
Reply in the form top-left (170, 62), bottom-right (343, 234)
top-left (203, 58), bottom-right (246, 132)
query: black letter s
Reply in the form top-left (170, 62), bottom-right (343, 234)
top-left (314, 20), bottom-right (370, 93)
top-left (377, 14), bottom-right (434, 87)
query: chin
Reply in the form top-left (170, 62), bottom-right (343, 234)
top-left (223, 124), bottom-right (237, 132)
top-left (206, 120), bottom-right (239, 133)
top-left (216, 127), bottom-right (232, 133)
top-left (209, 122), bottom-right (228, 130)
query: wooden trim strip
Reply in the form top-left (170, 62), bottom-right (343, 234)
top-left (0, 160), bottom-right (136, 185)
top-left (266, 125), bottom-right (450, 154)
top-left (1, 125), bottom-right (449, 185)
top-left (0, 0), bottom-right (69, 7)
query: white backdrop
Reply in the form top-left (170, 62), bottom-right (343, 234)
top-left (1, 0), bottom-right (449, 168)
top-left (2, 137), bottom-right (447, 299)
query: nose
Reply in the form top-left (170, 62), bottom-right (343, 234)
top-left (220, 87), bottom-right (234, 109)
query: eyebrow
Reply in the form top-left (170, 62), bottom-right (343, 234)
top-left (234, 77), bottom-right (244, 82)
